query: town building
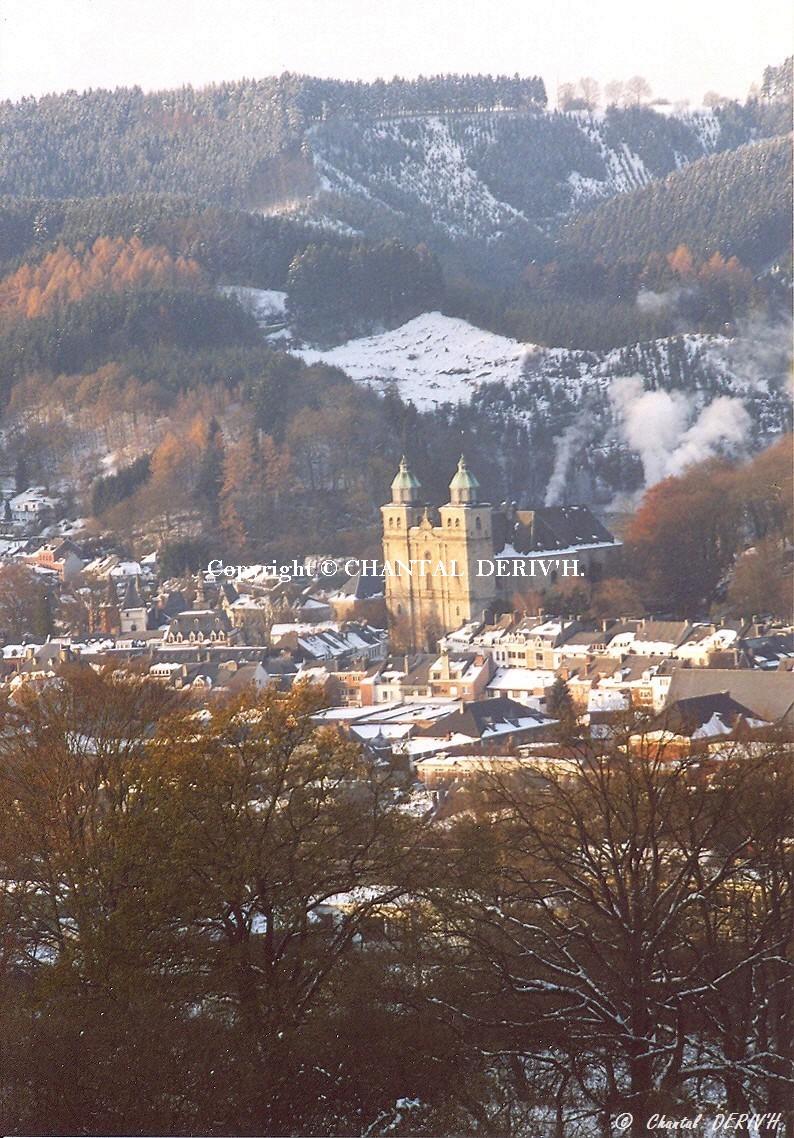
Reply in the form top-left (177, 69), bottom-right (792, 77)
top-left (381, 456), bottom-right (620, 649)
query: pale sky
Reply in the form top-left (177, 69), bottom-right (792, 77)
top-left (0, 0), bottom-right (790, 107)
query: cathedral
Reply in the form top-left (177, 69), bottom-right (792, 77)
top-left (381, 456), bottom-right (620, 649)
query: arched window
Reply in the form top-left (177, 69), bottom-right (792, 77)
top-left (475, 516), bottom-right (482, 531)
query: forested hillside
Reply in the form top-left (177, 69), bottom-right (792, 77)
top-left (1, 75), bottom-right (787, 283)
top-left (0, 66), bottom-right (790, 556)
top-left (563, 135), bottom-right (793, 268)
top-left (293, 311), bottom-right (792, 506)
top-left (300, 104), bottom-right (733, 278)
top-left (0, 74), bottom-right (545, 207)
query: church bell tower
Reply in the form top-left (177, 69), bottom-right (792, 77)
top-left (381, 455), bottom-right (498, 650)
top-left (381, 457), bottom-right (424, 646)
top-left (436, 456), bottom-right (495, 630)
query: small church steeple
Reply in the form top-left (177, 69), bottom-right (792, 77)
top-left (390, 456), bottom-right (421, 505)
top-left (449, 455), bottom-right (480, 505)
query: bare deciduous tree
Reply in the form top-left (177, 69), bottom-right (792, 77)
top-left (625, 75), bottom-right (653, 106)
top-left (435, 727), bottom-right (794, 1135)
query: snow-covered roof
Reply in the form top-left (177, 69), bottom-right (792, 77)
top-left (487, 667), bottom-right (555, 690)
top-left (271, 620), bottom-right (340, 640)
top-left (587, 689), bottom-right (629, 713)
top-left (494, 540), bottom-right (619, 560)
top-left (10, 487), bottom-right (58, 511)
top-left (110, 561), bottom-right (142, 578)
top-left (314, 700), bottom-right (461, 726)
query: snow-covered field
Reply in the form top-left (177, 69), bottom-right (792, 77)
top-left (294, 311), bottom-right (535, 409)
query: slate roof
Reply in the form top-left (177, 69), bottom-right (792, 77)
top-left (611, 655), bottom-right (668, 681)
top-left (332, 570), bottom-right (385, 601)
top-left (633, 620), bottom-right (692, 647)
top-left (167, 609), bottom-right (232, 637)
top-left (665, 669), bottom-right (794, 724)
top-left (559, 629), bottom-right (610, 647)
top-left (741, 633), bottom-right (794, 670)
top-left (121, 577), bottom-right (144, 609)
top-left (160, 590), bottom-right (187, 617)
top-left (653, 693), bottom-right (766, 737)
top-left (413, 696), bottom-right (550, 740)
top-left (495, 506), bottom-right (615, 555)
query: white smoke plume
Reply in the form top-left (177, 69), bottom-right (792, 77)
top-left (610, 374), bottom-right (752, 488)
top-left (544, 419), bottom-right (588, 506)
top-left (665, 396), bottom-right (752, 477)
top-left (706, 314), bottom-right (793, 392)
top-left (636, 287), bottom-right (685, 316)
top-left (609, 376), bottom-right (691, 486)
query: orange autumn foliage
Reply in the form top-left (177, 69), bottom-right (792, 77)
top-left (625, 436), bottom-right (793, 614)
top-left (0, 236), bottom-right (205, 318)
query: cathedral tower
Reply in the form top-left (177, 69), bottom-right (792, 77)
top-left (382, 456), bottom-right (497, 649)
top-left (381, 457), bottom-right (425, 647)
top-left (436, 456), bottom-right (495, 630)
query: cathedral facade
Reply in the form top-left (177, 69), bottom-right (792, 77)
top-left (382, 457), bottom-right (496, 649)
top-left (381, 456), bottom-right (620, 649)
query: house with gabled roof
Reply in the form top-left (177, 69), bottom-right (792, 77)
top-left (164, 608), bottom-right (235, 645)
top-left (403, 696), bottom-right (557, 758)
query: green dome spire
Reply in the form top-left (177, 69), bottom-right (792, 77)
top-left (449, 455), bottom-right (480, 504)
top-left (391, 456), bottom-right (421, 504)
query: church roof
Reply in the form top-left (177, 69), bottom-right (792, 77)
top-left (391, 456), bottom-right (421, 493)
top-left (449, 455), bottom-right (480, 493)
top-left (121, 576), bottom-right (143, 609)
top-left (494, 505), bottom-right (615, 555)
top-left (527, 506), bottom-right (612, 549)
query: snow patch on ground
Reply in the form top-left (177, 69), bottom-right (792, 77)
top-left (221, 286), bottom-right (288, 326)
top-left (309, 115), bottom-right (533, 244)
top-left (293, 312), bottom-right (536, 409)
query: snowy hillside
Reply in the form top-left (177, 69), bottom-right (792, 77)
top-left (295, 107), bottom-right (723, 273)
top-left (508, 329), bottom-right (792, 499)
top-left (291, 309), bottom-right (791, 504)
top-left (312, 116), bottom-right (534, 242)
top-left (295, 312), bottom-right (533, 409)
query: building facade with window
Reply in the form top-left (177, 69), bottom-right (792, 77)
top-left (382, 457), bottom-right (620, 649)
